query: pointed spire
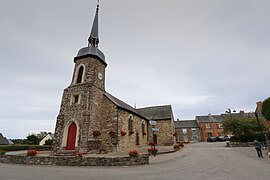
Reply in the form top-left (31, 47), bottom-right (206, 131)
top-left (75, 0), bottom-right (106, 66)
top-left (88, 1), bottom-right (100, 47)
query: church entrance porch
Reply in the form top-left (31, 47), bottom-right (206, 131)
top-left (66, 122), bottom-right (77, 150)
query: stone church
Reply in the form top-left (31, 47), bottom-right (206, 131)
top-left (52, 4), bottom-right (174, 155)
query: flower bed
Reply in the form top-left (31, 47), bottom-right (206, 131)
top-left (148, 147), bottom-right (158, 155)
top-left (121, 131), bottom-right (127, 136)
top-left (129, 130), bottom-right (134, 135)
top-left (27, 150), bottom-right (37, 156)
top-left (128, 150), bottom-right (139, 158)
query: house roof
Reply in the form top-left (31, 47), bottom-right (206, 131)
top-left (221, 111), bottom-right (265, 120)
top-left (175, 120), bottom-right (199, 128)
top-left (196, 115), bottom-right (225, 123)
top-left (0, 133), bottom-right (9, 145)
top-left (104, 92), bottom-right (149, 120)
top-left (136, 105), bottom-right (174, 121)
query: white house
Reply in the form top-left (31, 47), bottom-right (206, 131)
top-left (39, 133), bottom-right (54, 145)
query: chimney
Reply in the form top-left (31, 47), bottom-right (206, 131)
top-left (256, 101), bottom-right (262, 113)
top-left (239, 110), bottom-right (245, 117)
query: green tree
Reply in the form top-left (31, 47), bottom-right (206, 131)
top-left (45, 139), bottom-right (53, 145)
top-left (26, 134), bottom-right (40, 145)
top-left (262, 97), bottom-right (270, 120)
top-left (36, 131), bottom-right (48, 141)
top-left (223, 117), bottom-right (267, 137)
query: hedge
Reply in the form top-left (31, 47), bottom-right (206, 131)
top-left (0, 145), bottom-right (52, 152)
top-left (230, 133), bottom-right (270, 142)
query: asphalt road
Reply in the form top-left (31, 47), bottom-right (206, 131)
top-left (1, 142), bottom-right (270, 180)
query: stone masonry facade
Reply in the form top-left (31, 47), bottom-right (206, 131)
top-left (153, 120), bottom-right (175, 146)
top-left (117, 109), bottom-right (148, 151)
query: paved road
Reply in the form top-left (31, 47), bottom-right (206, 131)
top-left (1, 142), bottom-right (270, 180)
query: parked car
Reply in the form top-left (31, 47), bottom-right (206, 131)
top-left (214, 136), bottom-right (225, 142)
top-left (207, 137), bottom-right (216, 142)
top-left (224, 136), bottom-right (230, 141)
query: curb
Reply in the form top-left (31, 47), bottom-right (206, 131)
top-left (233, 149), bottom-right (270, 164)
top-left (149, 148), bottom-right (189, 165)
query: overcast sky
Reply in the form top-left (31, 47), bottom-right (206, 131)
top-left (1, 0), bottom-right (269, 139)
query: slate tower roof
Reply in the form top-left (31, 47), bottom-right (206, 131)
top-left (74, 1), bottom-right (106, 66)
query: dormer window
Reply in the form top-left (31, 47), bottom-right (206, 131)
top-left (76, 66), bottom-right (84, 84)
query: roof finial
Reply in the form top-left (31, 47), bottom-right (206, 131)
top-left (97, 0), bottom-right (100, 11)
top-left (88, 0), bottom-right (100, 47)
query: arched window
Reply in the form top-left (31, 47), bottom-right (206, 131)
top-left (128, 116), bottom-right (133, 131)
top-left (76, 66), bottom-right (84, 84)
top-left (142, 123), bottom-right (145, 135)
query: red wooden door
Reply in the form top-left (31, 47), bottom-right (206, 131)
top-left (66, 122), bottom-right (77, 150)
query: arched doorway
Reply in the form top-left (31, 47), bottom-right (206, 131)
top-left (66, 122), bottom-right (77, 150)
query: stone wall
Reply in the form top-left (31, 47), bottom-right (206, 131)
top-left (117, 109), bottom-right (148, 151)
top-left (0, 154), bottom-right (149, 166)
top-left (94, 97), bottom-right (118, 153)
top-left (151, 120), bottom-right (174, 146)
top-left (175, 128), bottom-right (200, 142)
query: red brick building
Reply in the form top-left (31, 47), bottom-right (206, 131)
top-left (196, 115), bottom-right (225, 141)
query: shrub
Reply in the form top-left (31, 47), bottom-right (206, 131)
top-left (230, 133), bottom-right (270, 142)
top-left (128, 150), bottom-right (139, 158)
top-left (129, 130), bottom-right (134, 135)
top-left (0, 145), bottom-right (51, 152)
top-left (177, 141), bottom-right (184, 148)
top-left (121, 130), bottom-right (127, 136)
top-left (173, 144), bottom-right (180, 150)
top-left (0, 150), bottom-right (6, 156)
top-left (93, 130), bottom-right (101, 137)
top-left (27, 149), bottom-right (37, 156)
top-left (148, 147), bottom-right (158, 155)
top-left (45, 139), bottom-right (53, 145)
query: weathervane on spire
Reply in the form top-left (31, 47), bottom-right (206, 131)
top-left (97, 0), bottom-right (100, 11)
top-left (88, 0), bottom-right (100, 47)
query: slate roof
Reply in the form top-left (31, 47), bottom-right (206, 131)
top-left (136, 105), bottom-right (174, 121)
top-left (104, 92), bottom-right (149, 120)
top-left (104, 93), bottom-right (174, 122)
top-left (196, 115), bottom-right (225, 123)
top-left (221, 112), bottom-right (265, 120)
top-left (0, 133), bottom-right (9, 145)
top-left (175, 120), bottom-right (199, 128)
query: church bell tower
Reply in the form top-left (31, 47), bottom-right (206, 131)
top-left (52, 2), bottom-right (107, 155)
